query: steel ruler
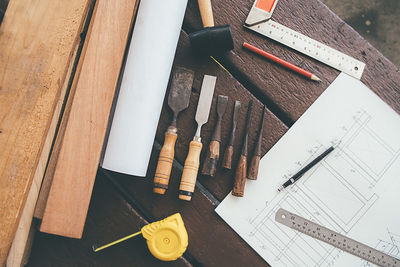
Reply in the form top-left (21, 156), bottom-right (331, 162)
top-left (244, 0), bottom-right (366, 79)
top-left (275, 208), bottom-right (400, 267)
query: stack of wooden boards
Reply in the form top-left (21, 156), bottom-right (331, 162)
top-left (0, 0), bottom-right (138, 265)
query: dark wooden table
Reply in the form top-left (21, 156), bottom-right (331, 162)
top-left (27, 0), bottom-right (400, 266)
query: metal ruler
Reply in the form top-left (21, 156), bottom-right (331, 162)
top-left (245, 0), bottom-right (366, 79)
top-left (275, 208), bottom-right (400, 267)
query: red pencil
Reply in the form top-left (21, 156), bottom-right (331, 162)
top-left (243, 42), bottom-right (321, 82)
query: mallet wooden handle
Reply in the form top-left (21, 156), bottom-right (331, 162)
top-left (232, 155), bottom-right (247, 197)
top-left (179, 140), bottom-right (203, 201)
top-left (222, 145), bottom-right (234, 169)
top-left (153, 129), bottom-right (178, 194)
top-left (198, 0), bottom-right (214, 27)
top-left (201, 140), bottom-right (220, 176)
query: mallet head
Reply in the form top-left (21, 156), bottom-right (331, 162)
top-left (189, 25), bottom-right (234, 56)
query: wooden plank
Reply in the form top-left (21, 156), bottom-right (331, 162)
top-left (154, 31), bottom-right (288, 201)
top-left (7, 1), bottom-right (95, 264)
top-left (0, 0), bottom-right (91, 263)
top-left (33, 0), bottom-right (97, 220)
top-left (184, 0), bottom-right (400, 122)
top-left (40, 0), bottom-right (138, 239)
top-left (28, 173), bottom-right (192, 267)
top-left (6, 40), bottom-right (82, 267)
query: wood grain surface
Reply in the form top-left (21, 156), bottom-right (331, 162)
top-left (107, 149), bottom-right (267, 267)
top-left (184, 0), bottom-right (400, 122)
top-left (6, 27), bottom-right (84, 267)
top-left (26, 0), bottom-right (400, 266)
top-left (40, 0), bottom-right (138, 239)
top-left (28, 173), bottom-right (192, 267)
top-left (34, 1), bottom-right (96, 220)
top-left (0, 0), bottom-right (91, 263)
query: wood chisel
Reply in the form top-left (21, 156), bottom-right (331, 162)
top-left (153, 67), bottom-right (194, 194)
top-left (247, 105), bottom-right (266, 180)
top-left (222, 101), bottom-right (241, 169)
top-left (232, 100), bottom-right (253, 197)
top-left (244, 0), bottom-right (365, 79)
top-left (179, 75), bottom-right (217, 201)
top-left (201, 95), bottom-right (228, 176)
top-left (276, 208), bottom-right (400, 267)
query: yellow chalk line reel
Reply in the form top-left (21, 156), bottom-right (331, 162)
top-left (93, 213), bottom-right (188, 261)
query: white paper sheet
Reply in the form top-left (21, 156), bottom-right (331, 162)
top-left (101, 0), bottom-right (188, 176)
top-left (216, 73), bottom-right (400, 266)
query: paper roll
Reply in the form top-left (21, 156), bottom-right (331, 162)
top-left (102, 0), bottom-right (188, 176)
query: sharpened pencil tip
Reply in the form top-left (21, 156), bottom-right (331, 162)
top-left (311, 74), bottom-right (321, 82)
top-left (333, 140), bottom-right (342, 148)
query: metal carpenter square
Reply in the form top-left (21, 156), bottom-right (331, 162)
top-left (244, 19), bottom-right (366, 79)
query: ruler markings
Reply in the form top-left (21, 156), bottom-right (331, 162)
top-left (275, 208), bottom-right (400, 267)
top-left (245, 20), bottom-right (366, 79)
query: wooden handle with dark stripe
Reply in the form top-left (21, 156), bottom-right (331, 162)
top-left (179, 140), bottom-right (202, 201)
top-left (153, 130), bottom-right (177, 194)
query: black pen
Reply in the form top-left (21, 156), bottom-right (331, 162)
top-left (278, 145), bottom-right (336, 192)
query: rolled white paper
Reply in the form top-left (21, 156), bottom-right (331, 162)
top-left (102, 0), bottom-right (188, 176)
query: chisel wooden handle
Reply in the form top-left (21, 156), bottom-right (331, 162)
top-left (153, 130), bottom-right (177, 194)
top-left (198, 0), bottom-right (214, 27)
top-left (222, 145), bottom-right (234, 169)
top-left (232, 155), bottom-right (247, 197)
top-left (247, 155), bottom-right (260, 180)
top-left (179, 140), bottom-right (202, 201)
top-left (201, 140), bottom-right (220, 176)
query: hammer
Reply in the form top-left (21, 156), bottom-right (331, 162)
top-left (189, 0), bottom-right (234, 55)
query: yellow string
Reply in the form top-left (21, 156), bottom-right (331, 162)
top-left (210, 56), bottom-right (232, 76)
top-left (93, 231), bottom-right (142, 252)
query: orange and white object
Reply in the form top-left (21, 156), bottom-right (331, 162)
top-left (245, 0), bottom-right (280, 26)
top-left (244, 0), bottom-right (365, 79)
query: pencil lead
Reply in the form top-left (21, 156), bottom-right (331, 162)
top-left (333, 140), bottom-right (342, 148)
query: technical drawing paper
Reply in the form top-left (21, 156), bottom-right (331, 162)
top-left (216, 73), bottom-right (400, 266)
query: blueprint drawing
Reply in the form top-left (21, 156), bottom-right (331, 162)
top-left (216, 73), bottom-right (400, 266)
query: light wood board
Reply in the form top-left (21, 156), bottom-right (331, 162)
top-left (0, 0), bottom-right (91, 264)
top-left (33, 1), bottom-right (97, 221)
top-left (40, 0), bottom-right (139, 239)
top-left (6, 5), bottom-right (92, 262)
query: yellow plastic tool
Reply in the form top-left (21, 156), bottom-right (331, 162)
top-left (93, 213), bottom-right (188, 261)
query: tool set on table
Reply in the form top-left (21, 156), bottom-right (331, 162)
top-left (6, 0), bottom-right (385, 264)
top-left (151, 67), bottom-right (267, 200)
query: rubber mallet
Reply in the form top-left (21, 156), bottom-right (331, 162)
top-left (189, 0), bottom-right (234, 55)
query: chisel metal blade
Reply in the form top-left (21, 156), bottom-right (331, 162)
top-left (168, 66), bottom-right (194, 115)
top-left (195, 75), bottom-right (217, 131)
